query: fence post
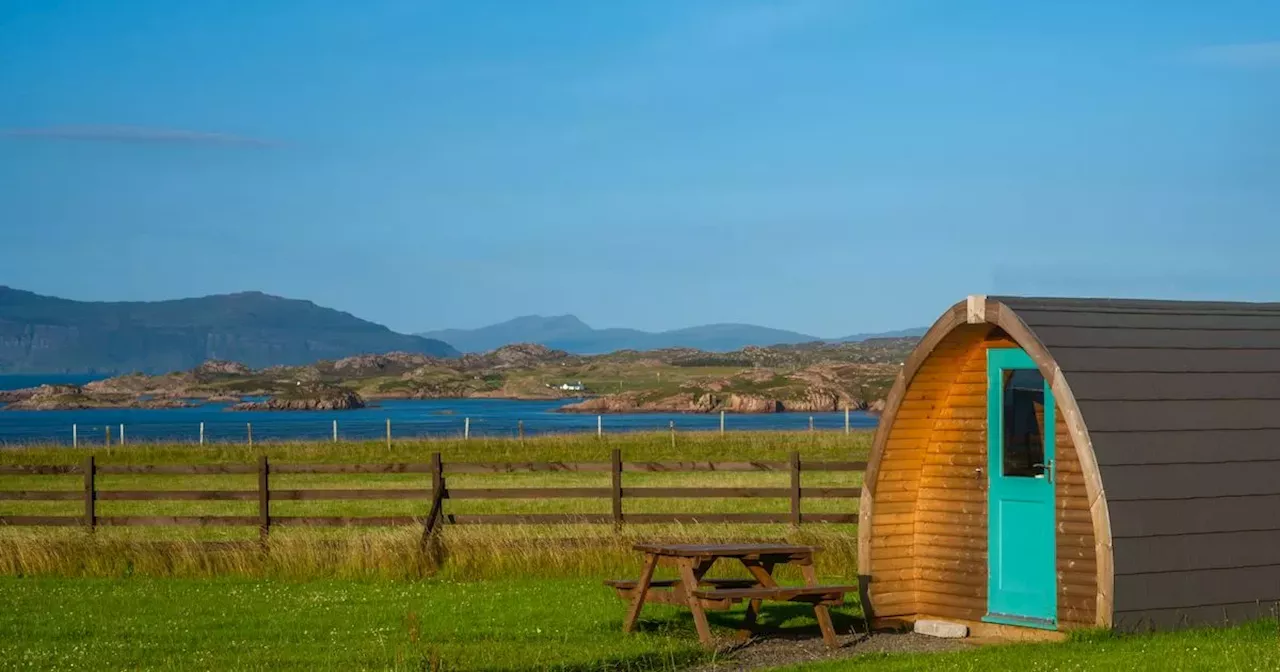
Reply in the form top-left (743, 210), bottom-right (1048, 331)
top-left (199, 422), bottom-right (205, 445)
top-left (669, 421), bottom-right (676, 449)
top-left (518, 420), bottom-right (524, 442)
top-left (431, 452), bottom-right (443, 505)
top-left (105, 425), bottom-right (111, 446)
top-left (247, 422), bottom-right (253, 448)
top-left (845, 407), bottom-right (850, 434)
top-left (720, 411), bottom-right (725, 435)
top-left (258, 455), bottom-right (270, 548)
top-left (789, 451), bottom-right (801, 527)
top-left (809, 416), bottom-right (814, 432)
top-left (464, 417), bottom-right (470, 440)
top-left (72, 424), bottom-right (78, 448)
top-left (597, 415), bottom-right (602, 438)
top-left (120, 424), bottom-right (125, 445)
top-left (611, 448), bottom-right (623, 530)
top-left (386, 418), bottom-right (392, 451)
top-left (332, 420), bottom-right (338, 443)
top-left (420, 452), bottom-right (445, 565)
top-left (83, 455), bottom-right (95, 531)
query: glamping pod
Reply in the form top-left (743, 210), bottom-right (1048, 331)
top-left (858, 296), bottom-right (1280, 634)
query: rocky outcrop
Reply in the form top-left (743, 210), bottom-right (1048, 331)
top-left (196, 360), bottom-right (252, 377)
top-left (2, 384), bottom-right (195, 410)
top-left (560, 392), bottom-right (788, 414)
top-left (459, 343), bottom-right (574, 371)
top-left (230, 385), bottom-right (365, 411)
top-left (331, 352), bottom-right (436, 374)
top-left (0, 388), bottom-right (35, 404)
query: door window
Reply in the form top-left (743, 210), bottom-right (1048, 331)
top-left (1001, 368), bottom-right (1046, 477)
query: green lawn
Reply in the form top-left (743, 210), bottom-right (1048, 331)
top-left (779, 621), bottom-right (1280, 672)
top-left (0, 576), bottom-right (859, 671)
top-left (5, 576), bottom-right (1278, 671)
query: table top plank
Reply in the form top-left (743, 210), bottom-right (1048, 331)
top-left (632, 542), bottom-right (821, 557)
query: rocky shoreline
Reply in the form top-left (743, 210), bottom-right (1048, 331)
top-left (230, 385), bottom-right (365, 411)
top-left (0, 385), bottom-right (197, 411)
top-left (558, 391), bottom-right (874, 414)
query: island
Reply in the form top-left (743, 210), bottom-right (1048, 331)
top-left (0, 339), bottom-right (916, 413)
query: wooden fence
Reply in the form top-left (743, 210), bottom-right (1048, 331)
top-left (0, 451), bottom-right (865, 540)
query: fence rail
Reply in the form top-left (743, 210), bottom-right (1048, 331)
top-left (0, 451), bottom-right (866, 539)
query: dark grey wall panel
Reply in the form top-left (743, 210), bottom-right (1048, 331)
top-left (1069, 372), bottom-right (1280, 402)
top-left (1034, 326), bottom-right (1280, 350)
top-left (1101, 460), bottom-right (1280, 500)
top-left (1114, 531), bottom-right (1280, 574)
top-left (1115, 565), bottom-right (1280, 612)
top-left (1110, 496), bottom-right (1280, 538)
top-left (996, 296), bottom-right (1280, 313)
top-left (1113, 601), bottom-right (1280, 631)
top-left (1090, 429), bottom-right (1280, 465)
top-left (1078, 399), bottom-right (1280, 432)
top-left (1054, 348), bottom-right (1280, 373)
top-left (1015, 310), bottom-right (1280, 331)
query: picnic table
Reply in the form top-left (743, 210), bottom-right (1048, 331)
top-left (606, 542), bottom-right (856, 648)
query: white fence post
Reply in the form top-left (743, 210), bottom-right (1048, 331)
top-left (72, 424), bottom-right (78, 448)
top-left (199, 422), bottom-right (205, 445)
top-left (720, 411), bottom-right (725, 434)
top-left (464, 417), bottom-right (471, 440)
top-left (120, 424), bottom-right (125, 445)
top-left (332, 420), bottom-right (338, 443)
top-left (597, 415), bottom-right (602, 437)
top-left (845, 407), bottom-right (850, 434)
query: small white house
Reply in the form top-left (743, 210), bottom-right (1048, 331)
top-left (547, 381), bottom-right (585, 392)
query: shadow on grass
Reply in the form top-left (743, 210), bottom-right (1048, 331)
top-left (631, 603), bottom-right (865, 642)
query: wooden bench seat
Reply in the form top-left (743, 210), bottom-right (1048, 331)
top-left (690, 584), bottom-right (856, 606)
top-left (605, 578), bottom-right (760, 607)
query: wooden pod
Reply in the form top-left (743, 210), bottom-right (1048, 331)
top-left (859, 297), bottom-right (1109, 632)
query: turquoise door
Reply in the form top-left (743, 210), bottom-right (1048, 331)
top-left (985, 348), bottom-right (1057, 629)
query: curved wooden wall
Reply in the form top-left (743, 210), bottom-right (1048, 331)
top-left (862, 299), bottom-right (1105, 630)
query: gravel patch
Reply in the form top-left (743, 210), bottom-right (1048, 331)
top-left (690, 631), bottom-right (970, 671)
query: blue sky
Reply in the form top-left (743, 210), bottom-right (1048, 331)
top-left (1, 1), bottom-right (1277, 337)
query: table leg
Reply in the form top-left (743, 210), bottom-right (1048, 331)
top-left (800, 560), bottom-right (839, 648)
top-left (677, 557), bottom-right (715, 647)
top-left (737, 560), bottom-right (774, 642)
top-left (623, 552), bottom-right (659, 634)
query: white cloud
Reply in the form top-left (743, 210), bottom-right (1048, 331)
top-left (1188, 42), bottom-right (1280, 68)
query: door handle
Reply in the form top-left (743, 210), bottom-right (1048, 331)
top-left (1032, 462), bottom-right (1055, 481)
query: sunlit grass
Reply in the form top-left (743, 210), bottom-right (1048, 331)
top-left (774, 620), bottom-right (1280, 671)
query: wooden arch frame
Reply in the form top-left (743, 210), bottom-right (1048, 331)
top-left (857, 295), bottom-right (1114, 627)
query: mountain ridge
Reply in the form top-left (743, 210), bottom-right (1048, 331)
top-left (0, 286), bottom-right (458, 374)
top-left (419, 315), bottom-right (926, 354)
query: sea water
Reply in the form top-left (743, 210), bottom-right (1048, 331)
top-left (0, 391), bottom-right (878, 445)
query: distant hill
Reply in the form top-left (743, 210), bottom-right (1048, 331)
top-left (419, 315), bottom-right (924, 354)
top-left (0, 286), bottom-right (459, 374)
top-left (834, 326), bottom-right (928, 342)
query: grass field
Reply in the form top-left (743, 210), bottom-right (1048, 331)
top-left (5, 432), bottom-right (1277, 670)
top-left (4, 575), bottom-right (1276, 671)
top-left (778, 620), bottom-right (1280, 672)
top-left (0, 576), bottom-right (713, 671)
